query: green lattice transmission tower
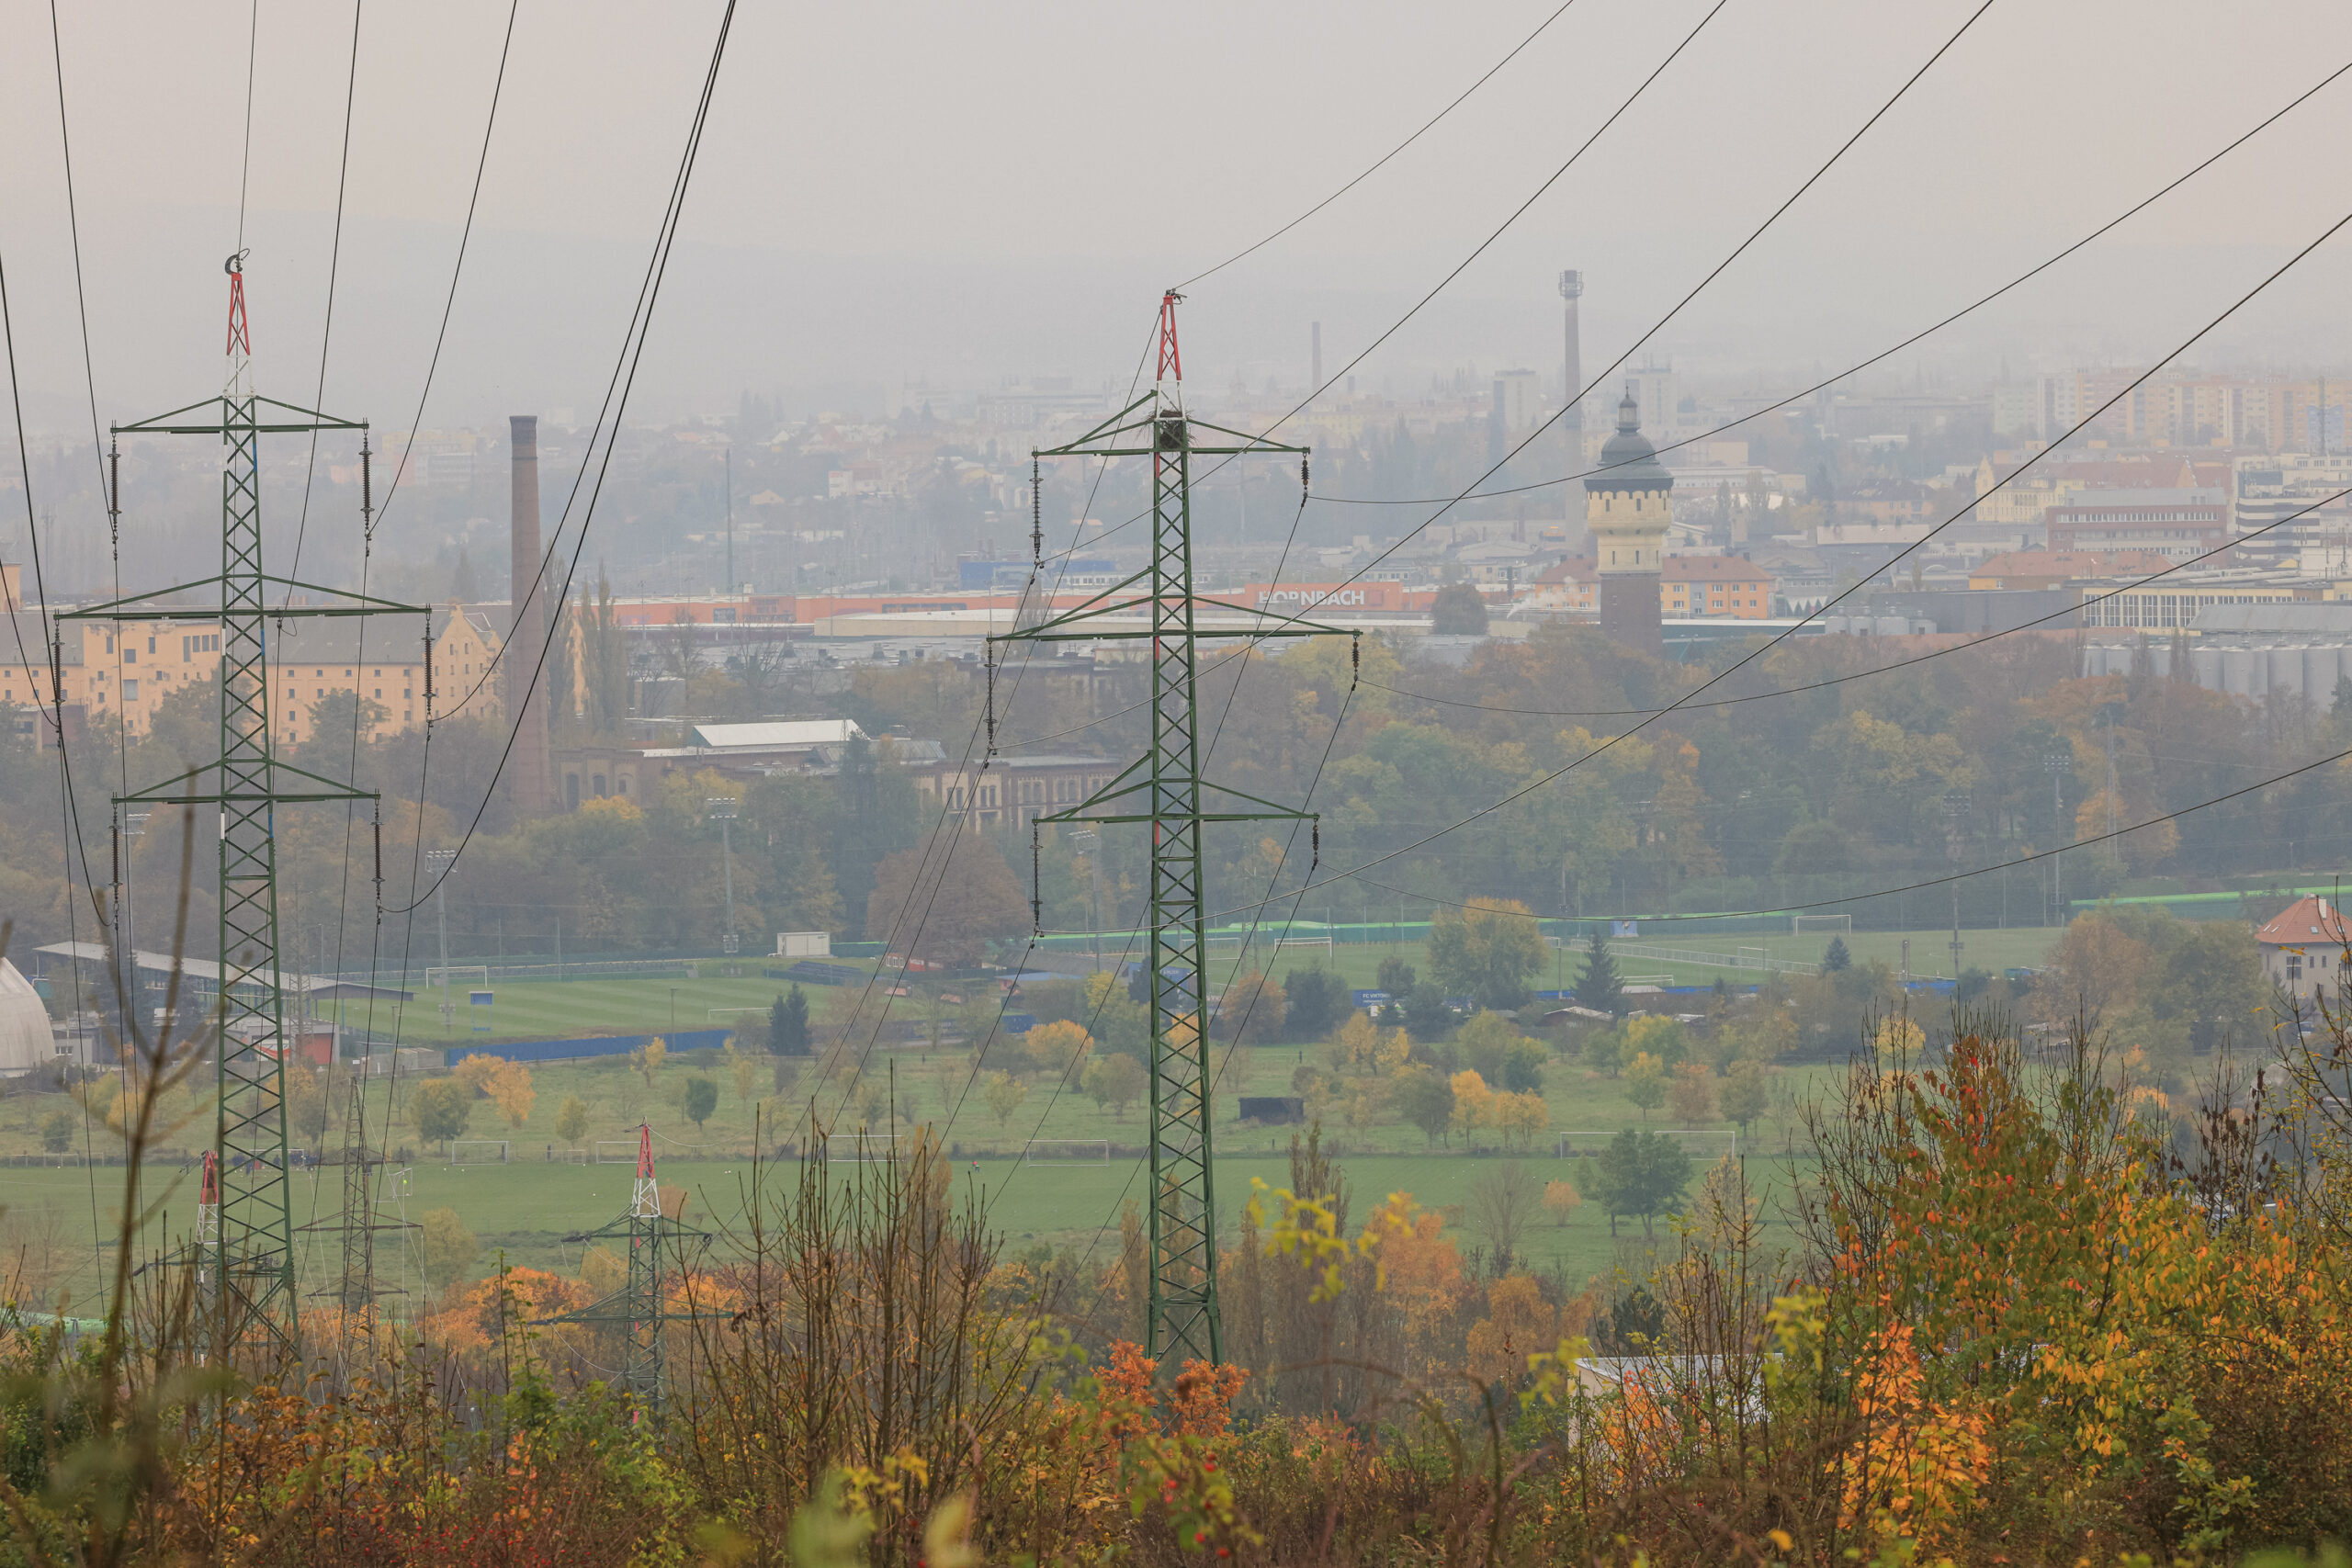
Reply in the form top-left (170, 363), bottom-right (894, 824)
top-left (544, 1124), bottom-right (703, 1408)
top-left (993, 292), bottom-right (1351, 1364)
top-left (66, 256), bottom-right (424, 1337)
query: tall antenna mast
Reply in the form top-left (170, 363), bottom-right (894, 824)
top-left (997, 293), bottom-right (1352, 1365)
top-left (66, 257), bottom-right (427, 1340)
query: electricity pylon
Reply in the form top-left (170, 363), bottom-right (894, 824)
top-left (545, 1124), bottom-right (703, 1408)
top-left (993, 292), bottom-right (1353, 1365)
top-left (65, 256), bottom-right (424, 1338)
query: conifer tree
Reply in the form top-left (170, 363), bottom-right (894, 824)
top-left (1577, 930), bottom-right (1624, 1017)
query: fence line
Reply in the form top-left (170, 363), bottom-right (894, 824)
top-left (1606, 942), bottom-right (1815, 976)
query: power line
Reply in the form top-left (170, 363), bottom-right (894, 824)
top-left (282, 0), bottom-right (367, 603)
top-left (1204, 0), bottom-right (1998, 795)
top-left (1305, 54), bottom-right (2352, 510)
top-left (810, 321), bottom-right (1166, 1135)
top-left (368, 0), bottom-right (739, 1216)
top-left (1176, 0), bottom-right (1585, 290)
top-left (234, 0), bottom-right (258, 255)
top-left (1349, 728), bottom-right (2352, 930)
top-left (1357, 484), bottom-right (2352, 719)
top-left (331, 0), bottom-right (518, 975)
top-left (1, 189), bottom-right (112, 1298)
top-left (1210, 198), bottom-right (2352, 926)
top-left (384, 0), bottom-right (738, 917)
top-left (368, 0), bottom-right (521, 533)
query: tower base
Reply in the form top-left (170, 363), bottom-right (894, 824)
top-left (1600, 572), bottom-right (1664, 658)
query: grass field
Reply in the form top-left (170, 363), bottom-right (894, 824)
top-left (329, 924), bottom-right (2064, 1046)
top-left (5, 926), bottom-right (2053, 1312)
top-left (3, 1037), bottom-right (1832, 1312)
top-left (323, 966), bottom-right (887, 1045)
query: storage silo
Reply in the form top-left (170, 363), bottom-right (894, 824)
top-left (0, 958), bottom-right (53, 1078)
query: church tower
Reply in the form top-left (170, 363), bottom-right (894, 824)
top-left (1587, 382), bottom-right (1674, 657)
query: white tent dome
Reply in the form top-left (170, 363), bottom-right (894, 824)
top-left (0, 958), bottom-right (55, 1077)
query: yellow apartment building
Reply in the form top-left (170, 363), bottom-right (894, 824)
top-left (0, 585), bottom-right (504, 745)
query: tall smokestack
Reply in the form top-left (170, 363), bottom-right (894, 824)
top-left (1311, 321), bottom-right (1322, 397)
top-left (508, 415), bottom-right (551, 815)
top-left (1558, 270), bottom-right (1584, 447)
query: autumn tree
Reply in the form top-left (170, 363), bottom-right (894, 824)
top-left (1623, 1051), bottom-right (1668, 1121)
top-left (1394, 1067), bottom-right (1455, 1146)
top-left (555, 1095), bottom-right (590, 1149)
top-left (420, 1207), bottom-right (479, 1295)
top-left (1083, 1053), bottom-right (1147, 1121)
top-left (982, 1069), bottom-right (1029, 1128)
top-left (411, 1078), bottom-right (473, 1146)
top-left (1023, 1019), bottom-right (1092, 1077)
top-left (1543, 1176), bottom-right (1583, 1227)
top-left (1449, 1069), bottom-right (1498, 1147)
top-left (1215, 968), bottom-right (1287, 1044)
top-left (487, 1062), bottom-right (537, 1129)
top-left (865, 829), bottom-right (1028, 965)
top-left (1665, 1062), bottom-right (1715, 1123)
top-left (1427, 897), bottom-right (1544, 1011)
top-left (1466, 1161), bottom-right (1540, 1269)
top-left (1721, 1059), bottom-right (1770, 1139)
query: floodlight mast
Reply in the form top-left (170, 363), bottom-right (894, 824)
top-left (64, 259), bottom-right (427, 1339)
top-left (993, 292), bottom-right (1356, 1367)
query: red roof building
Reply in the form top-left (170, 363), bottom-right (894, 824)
top-left (2253, 894), bottom-right (2352, 1009)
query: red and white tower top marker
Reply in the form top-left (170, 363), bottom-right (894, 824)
top-left (630, 1123), bottom-right (658, 1219)
top-left (1155, 290), bottom-right (1185, 407)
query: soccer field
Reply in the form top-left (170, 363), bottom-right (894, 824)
top-left (322, 967), bottom-right (883, 1045)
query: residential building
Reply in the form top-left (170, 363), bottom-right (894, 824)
top-left (1520, 554), bottom-right (1769, 619)
top-left (1492, 369), bottom-right (1541, 431)
top-left (1968, 549), bottom-right (2174, 591)
top-left (922, 752), bottom-right (1123, 830)
top-left (1, 595), bottom-right (498, 746)
top-left (1661, 555), bottom-right (1772, 618)
top-left (2044, 490), bottom-right (2229, 560)
top-left (2253, 895), bottom-right (2351, 1008)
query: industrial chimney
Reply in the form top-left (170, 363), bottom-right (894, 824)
top-left (1558, 269), bottom-right (1585, 444)
top-left (508, 415), bottom-right (552, 815)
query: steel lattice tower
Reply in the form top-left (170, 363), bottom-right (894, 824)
top-left (996, 293), bottom-right (1351, 1364)
top-left (544, 1124), bottom-right (698, 1407)
top-left (67, 257), bottom-right (424, 1337)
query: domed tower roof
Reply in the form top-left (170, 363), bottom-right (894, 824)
top-left (1587, 382), bottom-right (1673, 496)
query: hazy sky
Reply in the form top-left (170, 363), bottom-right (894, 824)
top-left (6, 0), bottom-right (2352, 430)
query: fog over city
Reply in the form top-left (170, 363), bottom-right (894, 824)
top-left (14, 9), bottom-right (2352, 1551)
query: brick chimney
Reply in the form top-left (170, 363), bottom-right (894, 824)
top-left (508, 415), bottom-right (552, 814)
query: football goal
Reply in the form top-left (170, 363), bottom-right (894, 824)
top-left (1791, 914), bottom-right (1851, 935)
top-left (593, 1140), bottom-right (642, 1165)
top-left (426, 964), bottom-right (491, 993)
top-left (1024, 1138), bottom-right (1111, 1166)
top-left (1555, 1128), bottom-right (1738, 1162)
top-left (449, 1139), bottom-right (511, 1165)
top-left (823, 1131), bottom-right (900, 1164)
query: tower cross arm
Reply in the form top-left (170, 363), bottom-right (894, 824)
top-left (113, 395), bottom-right (368, 436)
top-left (61, 575), bottom-right (428, 622)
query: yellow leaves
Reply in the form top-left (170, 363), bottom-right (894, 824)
top-left (1245, 1180), bottom-right (1420, 1302)
top-left (1836, 1322), bottom-right (1990, 1551)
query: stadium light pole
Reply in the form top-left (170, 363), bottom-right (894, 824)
top-left (707, 796), bottom-right (740, 955)
top-left (1942, 790), bottom-right (1970, 980)
top-left (1070, 828), bottom-right (1102, 969)
top-left (426, 848), bottom-right (458, 1035)
top-left (2043, 752), bottom-right (2073, 927)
